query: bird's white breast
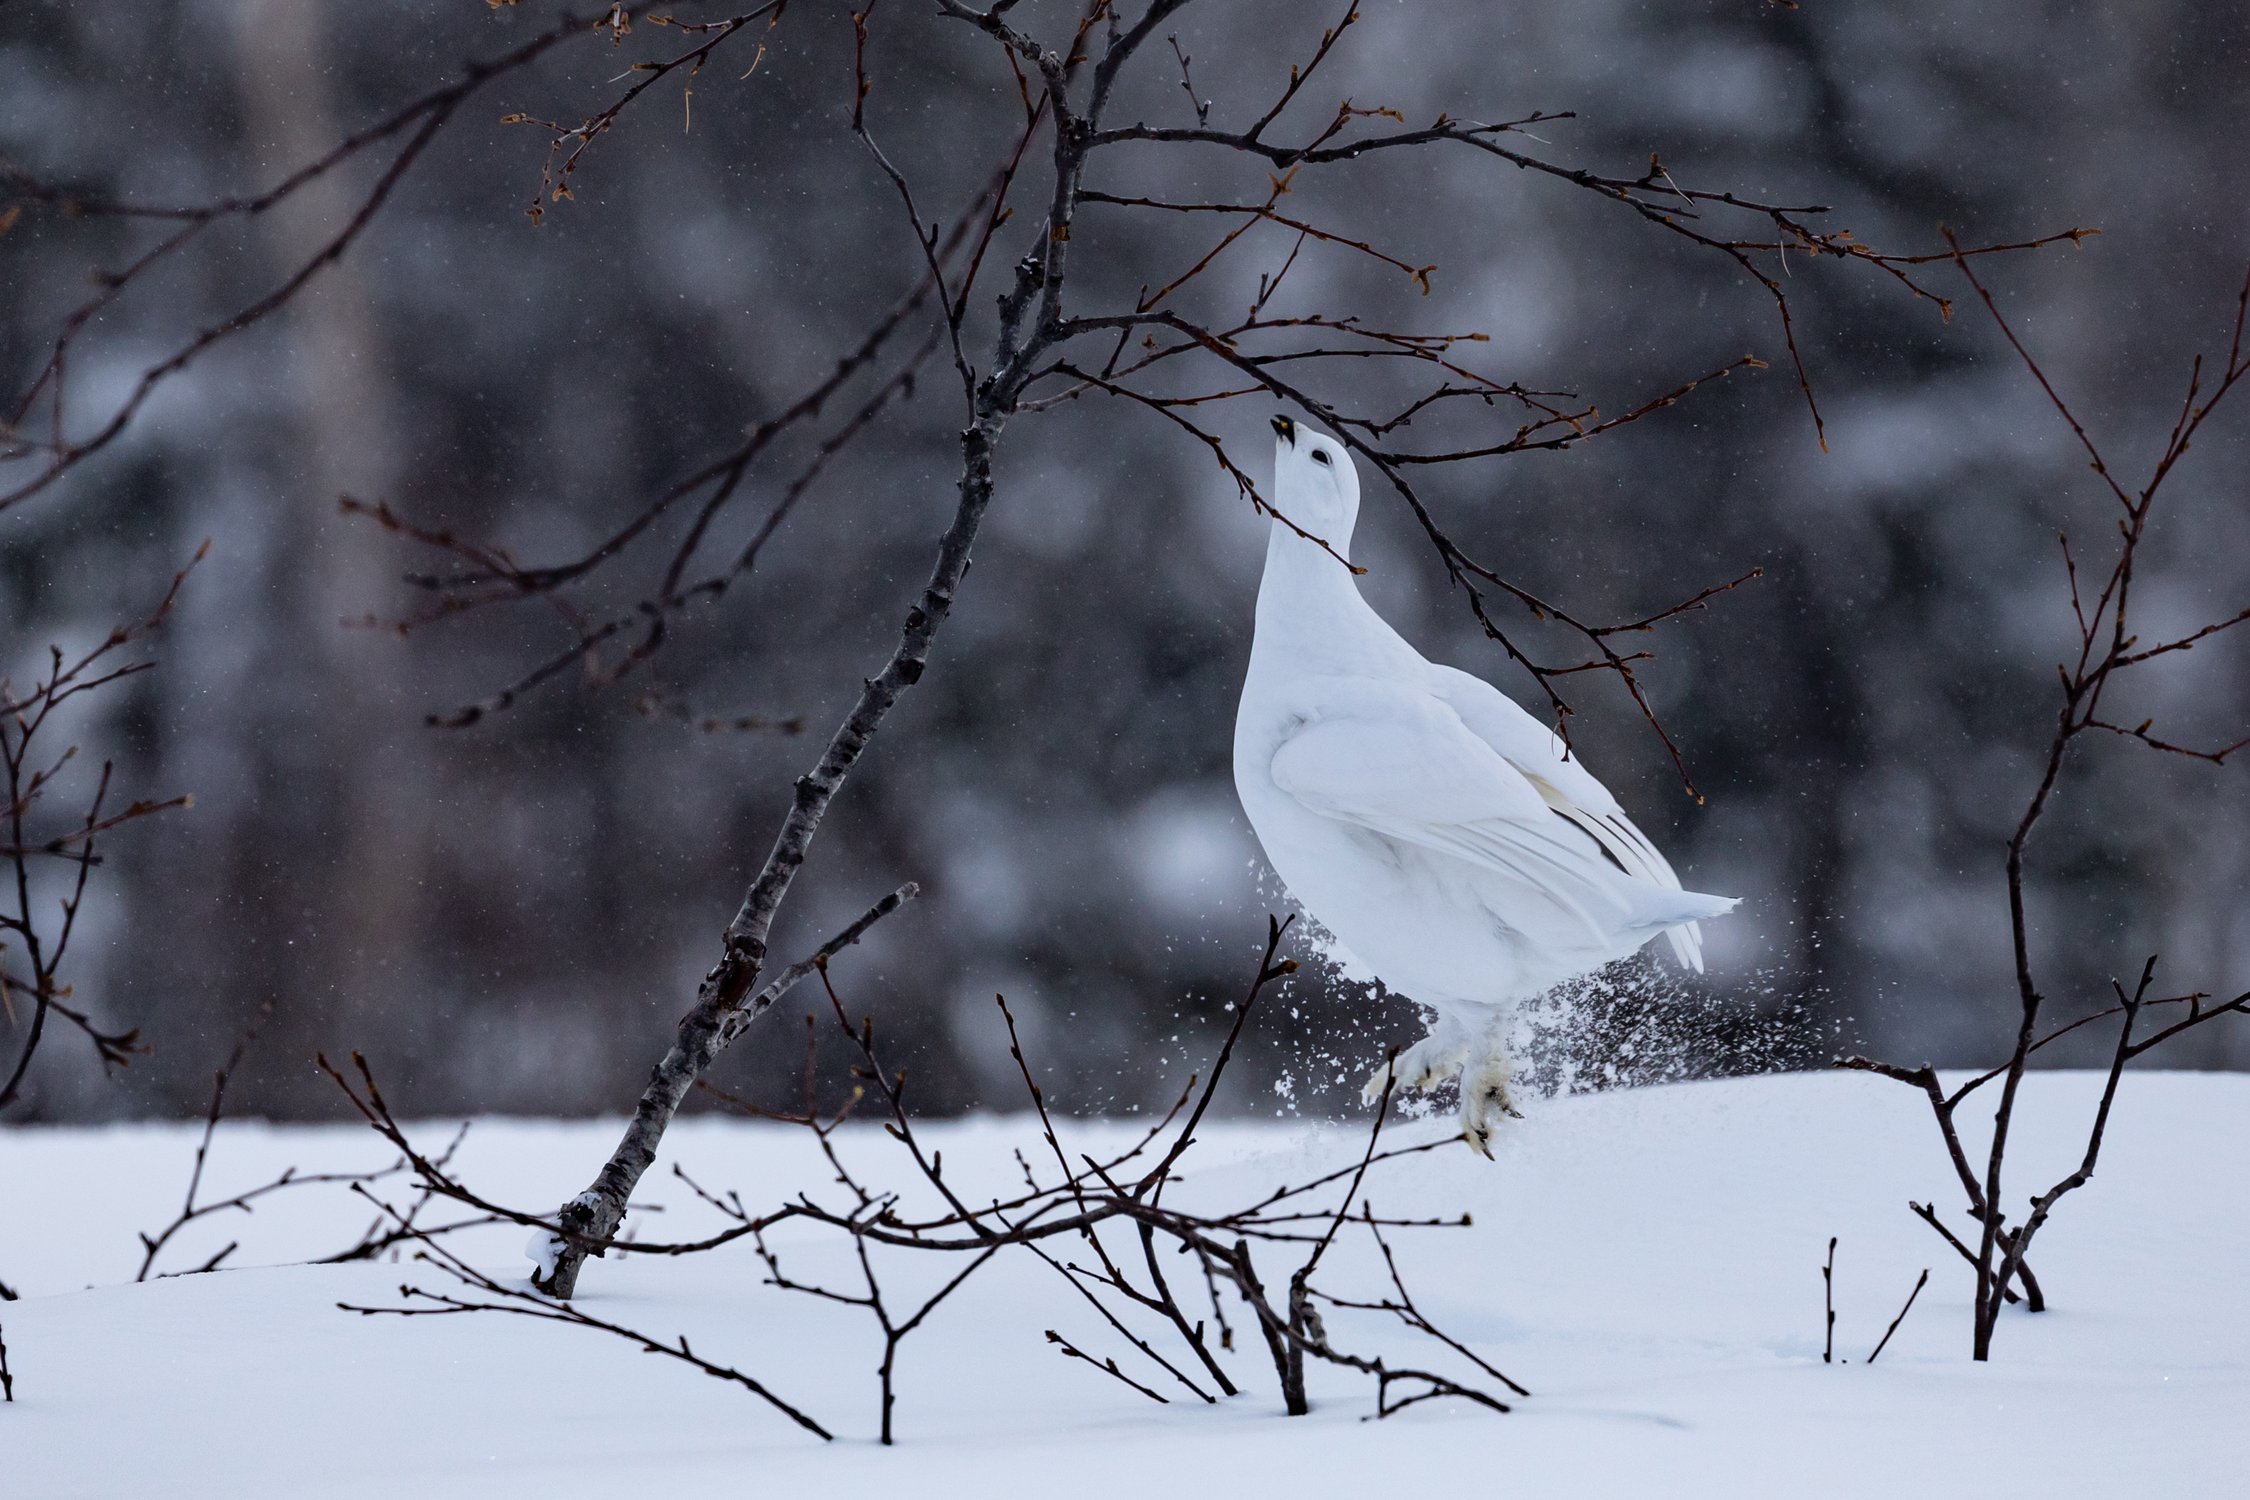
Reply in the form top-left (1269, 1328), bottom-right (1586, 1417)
top-left (1235, 666), bottom-right (1539, 1008)
top-left (1233, 532), bottom-right (1657, 1012)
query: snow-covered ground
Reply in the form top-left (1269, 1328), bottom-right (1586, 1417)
top-left (3, 1071), bottom-right (2243, 1497)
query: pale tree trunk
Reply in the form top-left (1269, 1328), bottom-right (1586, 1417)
top-left (227, 2), bottom-right (430, 1058)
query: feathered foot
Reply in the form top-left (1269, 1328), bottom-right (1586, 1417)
top-left (1458, 1042), bottom-right (1521, 1160)
top-left (1361, 1016), bottom-right (1469, 1105)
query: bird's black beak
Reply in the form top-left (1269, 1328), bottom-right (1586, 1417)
top-left (1270, 414), bottom-right (1296, 445)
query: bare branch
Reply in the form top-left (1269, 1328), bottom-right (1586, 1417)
top-left (1866, 1269), bottom-right (1928, 1365)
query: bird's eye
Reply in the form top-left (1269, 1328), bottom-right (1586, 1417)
top-left (1310, 450), bottom-right (1331, 466)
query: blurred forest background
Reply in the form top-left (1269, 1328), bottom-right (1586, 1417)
top-left (2, 0), bottom-right (2246, 1123)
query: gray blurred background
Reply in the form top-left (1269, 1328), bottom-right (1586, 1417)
top-left (2, 0), bottom-right (2246, 1123)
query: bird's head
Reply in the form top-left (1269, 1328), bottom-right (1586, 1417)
top-left (1268, 413), bottom-right (1360, 553)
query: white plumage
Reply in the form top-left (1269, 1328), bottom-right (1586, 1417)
top-left (1232, 416), bottom-right (1738, 1154)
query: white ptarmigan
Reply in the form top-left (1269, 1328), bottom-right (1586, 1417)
top-left (1232, 415), bottom-right (1738, 1154)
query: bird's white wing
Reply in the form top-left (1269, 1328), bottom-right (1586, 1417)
top-left (1429, 664), bottom-right (1709, 972)
top-left (1265, 692), bottom-right (1665, 950)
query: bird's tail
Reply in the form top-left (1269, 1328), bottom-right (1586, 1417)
top-left (1627, 889), bottom-right (1738, 974)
